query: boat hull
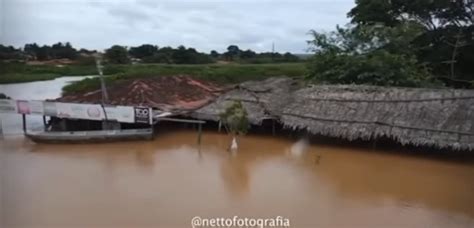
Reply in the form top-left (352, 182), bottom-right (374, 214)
top-left (26, 129), bottom-right (153, 144)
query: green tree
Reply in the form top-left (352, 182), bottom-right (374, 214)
top-left (170, 46), bottom-right (214, 64)
top-left (0, 45), bottom-right (23, 60)
top-left (348, 0), bottom-right (474, 84)
top-left (220, 101), bottom-right (249, 135)
top-left (172, 46), bottom-right (194, 64)
top-left (105, 45), bottom-right (129, 64)
top-left (149, 46), bottom-right (175, 63)
top-left (51, 42), bottom-right (78, 59)
top-left (349, 0), bottom-right (472, 30)
top-left (225, 45), bottom-right (240, 61)
top-left (24, 43), bottom-right (41, 60)
top-left (129, 44), bottom-right (158, 59)
top-left (240, 49), bottom-right (257, 59)
top-left (220, 101), bottom-right (249, 150)
top-left (283, 52), bottom-right (299, 62)
top-left (37, 46), bottom-right (51, 61)
top-left (78, 48), bottom-right (97, 55)
top-left (307, 24), bottom-right (435, 87)
top-left (210, 50), bottom-right (219, 58)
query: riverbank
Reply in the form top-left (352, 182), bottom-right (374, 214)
top-left (0, 62), bottom-right (307, 86)
top-left (0, 62), bottom-right (98, 84)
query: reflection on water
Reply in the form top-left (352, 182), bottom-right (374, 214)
top-left (0, 76), bottom-right (94, 100)
top-left (0, 76), bottom-right (93, 135)
top-left (1, 77), bottom-right (474, 227)
top-left (287, 138), bottom-right (310, 158)
top-left (1, 131), bottom-right (474, 227)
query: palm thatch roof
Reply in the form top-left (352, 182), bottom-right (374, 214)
top-left (281, 85), bottom-right (474, 150)
top-left (189, 77), bottom-right (300, 124)
top-left (191, 77), bottom-right (474, 150)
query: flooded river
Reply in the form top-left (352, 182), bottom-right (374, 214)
top-left (1, 78), bottom-right (474, 227)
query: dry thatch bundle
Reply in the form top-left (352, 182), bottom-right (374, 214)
top-left (190, 77), bottom-right (300, 124)
top-left (281, 85), bottom-right (474, 150)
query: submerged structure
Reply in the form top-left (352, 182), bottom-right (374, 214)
top-left (0, 76), bottom-right (222, 143)
top-left (3, 75), bottom-right (472, 150)
top-left (190, 77), bottom-right (474, 151)
top-left (190, 77), bottom-right (300, 124)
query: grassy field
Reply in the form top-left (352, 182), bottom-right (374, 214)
top-left (104, 63), bottom-right (305, 80)
top-left (0, 62), bottom-right (98, 84)
top-left (1, 62), bottom-right (306, 84)
top-left (60, 63), bottom-right (307, 94)
top-left (0, 62), bottom-right (307, 93)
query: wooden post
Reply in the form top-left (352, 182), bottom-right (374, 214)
top-left (372, 139), bottom-right (377, 151)
top-left (22, 114), bottom-right (27, 134)
top-left (197, 123), bottom-right (202, 145)
top-left (272, 119), bottom-right (276, 136)
top-left (150, 121), bottom-right (154, 137)
top-left (43, 116), bottom-right (47, 131)
top-left (0, 117), bottom-right (3, 140)
top-left (197, 123), bottom-right (202, 156)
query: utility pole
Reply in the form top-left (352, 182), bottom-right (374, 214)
top-left (96, 57), bottom-right (109, 103)
top-left (442, 29), bottom-right (467, 79)
top-left (96, 56), bottom-right (109, 129)
top-left (271, 42), bottom-right (275, 61)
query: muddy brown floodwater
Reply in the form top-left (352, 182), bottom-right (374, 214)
top-left (1, 78), bottom-right (474, 228)
top-left (1, 130), bottom-right (474, 227)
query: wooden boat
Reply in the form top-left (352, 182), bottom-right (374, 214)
top-left (26, 128), bottom-right (153, 143)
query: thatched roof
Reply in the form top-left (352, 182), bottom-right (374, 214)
top-left (191, 77), bottom-right (474, 150)
top-left (189, 77), bottom-right (300, 124)
top-left (281, 85), bottom-right (474, 150)
top-left (57, 75), bottom-right (225, 112)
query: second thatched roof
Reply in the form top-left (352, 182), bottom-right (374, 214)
top-left (281, 85), bottom-right (474, 150)
top-left (189, 77), bottom-right (301, 124)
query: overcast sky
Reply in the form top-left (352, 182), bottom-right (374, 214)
top-left (1, 0), bottom-right (354, 53)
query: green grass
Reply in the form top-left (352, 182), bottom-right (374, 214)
top-left (0, 73), bottom-right (60, 84)
top-left (103, 63), bottom-right (306, 78)
top-left (62, 63), bottom-right (308, 94)
top-left (0, 62), bottom-right (98, 84)
top-left (0, 62), bottom-right (308, 93)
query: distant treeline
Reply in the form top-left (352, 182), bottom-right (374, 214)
top-left (106, 44), bottom-right (300, 64)
top-left (0, 43), bottom-right (301, 65)
top-left (0, 42), bottom-right (95, 62)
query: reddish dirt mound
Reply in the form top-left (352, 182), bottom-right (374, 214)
top-left (57, 75), bottom-right (227, 112)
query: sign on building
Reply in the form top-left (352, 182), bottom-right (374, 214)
top-left (0, 99), bottom-right (17, 114)
top-left (134, 107), bottom-right (152, 124)
top-left (0, 99), bottom-right (153, 124)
